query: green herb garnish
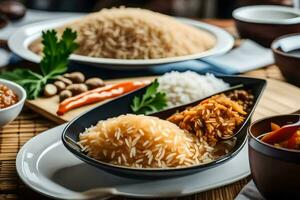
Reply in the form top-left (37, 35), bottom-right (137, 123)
top-left (131, 79), bottom-right (167, 115)
top-left (0, 28), bottom-right (78, 99)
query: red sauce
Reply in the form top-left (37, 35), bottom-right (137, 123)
top-left (0, 84), bottom-right (18, 109)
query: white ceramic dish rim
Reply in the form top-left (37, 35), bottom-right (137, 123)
top-left (0, 79), bottom-right (26, 112)
top-left (233, 5), bottom-right (300, 25)
top-left (16, 124), bottom-right (250, 199)
top-left (271, 33), bottom-right (300, 58)
top-left (8, 16), bottom-right (234, 66)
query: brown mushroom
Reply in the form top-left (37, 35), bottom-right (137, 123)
top-left (43, 84), bottom-right (58, 97)
top-left (64, 72), bottom-right (85, 83)
top-left (85, 77), bottom-right (105, 89)
top-left (59, 90), bottom-right (72, 102)
top-left (56, 76), bottom-right (73, 85)
top-left (66, 84), bottom-right (88, 95)
top-left (54, 81), bottom-right (66, 92)
top-left (0, 1), bottom-right (26, 21)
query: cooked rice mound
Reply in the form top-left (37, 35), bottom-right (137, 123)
top-left (157, 71), bottom-right (229, 107)
top-left (78, 114), bottom-right (216, 168)
top-left (168, 94), bottom-right (246, 146)
top-left (30, 7), bottom-right (216, 59)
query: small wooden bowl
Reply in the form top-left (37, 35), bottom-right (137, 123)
top-left (233, 5), bottom-right (300, 47)
top-left (271, 33), bottom-right (300, 87)
top-left (248, 114), bottom-right (300, 199)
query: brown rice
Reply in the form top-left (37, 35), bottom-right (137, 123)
top-left (167, 94), bottom-right (246, 146)
top-left (30, 7), bottom-right (216, 59)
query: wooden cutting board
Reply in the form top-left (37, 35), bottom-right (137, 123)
top-left (25, 77), bottom-right (300, 124)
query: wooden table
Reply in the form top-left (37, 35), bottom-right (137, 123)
top-left (0, 19), bottom-right (294, 200)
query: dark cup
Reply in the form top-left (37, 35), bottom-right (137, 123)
top-left (271, 34), bottom-right (300, 87)
top-left (233, 5), bottom-right (300, 47)
top-left (248, 114), bottom-right (300, 199)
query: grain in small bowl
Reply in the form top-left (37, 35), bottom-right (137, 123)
top-left (248, 114), bottom-right (300, 199)
top-left (0, 79), bottom-right (26, 127)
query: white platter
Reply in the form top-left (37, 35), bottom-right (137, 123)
top-left (16, 124), bottom-right (250, 200)
top-left (8, 16), bottom-right (234, 70)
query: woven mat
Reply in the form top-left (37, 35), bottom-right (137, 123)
top-left (0, 66), bottom-right (286, 200)
top-left (0, 111), bottom-right (55, 200)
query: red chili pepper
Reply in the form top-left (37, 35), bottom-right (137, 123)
top-left (57, 81), bottom-right (148, 115)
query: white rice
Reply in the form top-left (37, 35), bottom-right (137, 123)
top-left (157, 71), bottom-right (229, 107)
top-left (78, 114), bottom-right (214, 168)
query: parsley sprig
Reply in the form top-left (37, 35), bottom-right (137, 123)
top-left (131, 79), bottom-right (167, 115)
top-left (0, 28), bottom-right (78, 99)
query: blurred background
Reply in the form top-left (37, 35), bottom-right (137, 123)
top-left (22, 0), bottom-right (292, 18)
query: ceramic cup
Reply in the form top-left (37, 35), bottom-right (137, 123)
top-left (248, 114), bottom-right (300, 199)
top-left (0, 79), bottom-right (26, 127)
top-left (272, 33), bottom-right (300, 87)
top-left (233, 5), bottom-right (300, 47)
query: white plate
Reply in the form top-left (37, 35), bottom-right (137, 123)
top-left (8, 16), bottom-right (234, 70)
top-left (16, 124), bottom-right (250, 200)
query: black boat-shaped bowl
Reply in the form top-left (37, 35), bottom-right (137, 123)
top-left (62, 75), bottom-right (266, 179)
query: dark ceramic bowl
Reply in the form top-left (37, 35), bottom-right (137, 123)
top-left (233, 6), bottom-right (300, 47)
top-left (271, 33), bottom-right (300, 87)
top-left (62, 75), bottom-right (266, 179)
top-left (248, 114), bottom-right (300, 199)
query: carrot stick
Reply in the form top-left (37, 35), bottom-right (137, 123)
top-left (57, 81), bottom-right (148, 115)
top-left (60, 81), bottom-right (144, 107)
top-left (271, 122), bottom-right (281, 131)
top-left (262, 127), bottom-right (298, 144)
top-left (287, 132), bottom-right (299, 149)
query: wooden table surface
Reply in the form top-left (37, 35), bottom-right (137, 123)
top-left (0, 19), bottom-right (295, 200)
